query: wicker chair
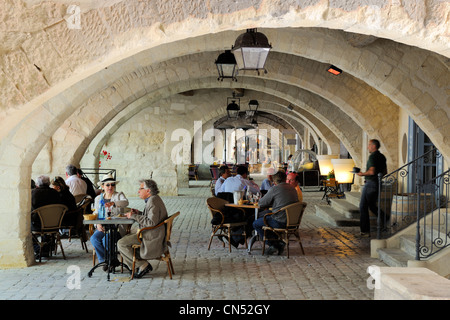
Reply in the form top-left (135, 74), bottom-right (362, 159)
top-left (206, 197), bottom-right (247, 252)
top-left (131, 212), bottom-right (180, 280)
top-left (31, 204), bottom-right (68, 262)
top-left (262, 202), bottom-right (307, 258)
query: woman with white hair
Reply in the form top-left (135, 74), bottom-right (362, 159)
top-left (90, 173), bottom-right (129, 269)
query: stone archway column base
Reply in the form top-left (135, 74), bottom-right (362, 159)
top-left (0, 236), bottom-right (34, 268)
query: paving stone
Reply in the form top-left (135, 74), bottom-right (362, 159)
top-left (0, 181), bottom-right (386, 301)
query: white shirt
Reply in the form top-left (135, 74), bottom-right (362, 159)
top-left (219, 174), bottom-right (260, 194)
top-left (215, 176), bottom-right (226, 196)
top-left (65, 175), bottom-right (87, 196)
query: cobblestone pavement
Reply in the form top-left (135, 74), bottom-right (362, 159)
top-left (0, 180), bottom-right (386, 301)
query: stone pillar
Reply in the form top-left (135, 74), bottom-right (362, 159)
top-left (0, 166), bottom-right (35, 267)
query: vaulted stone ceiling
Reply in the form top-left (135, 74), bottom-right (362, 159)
top-left (1, 0), bottom-right (449, 267)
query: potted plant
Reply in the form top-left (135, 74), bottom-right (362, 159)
top-left (327, 170), bottom-right (335, 180)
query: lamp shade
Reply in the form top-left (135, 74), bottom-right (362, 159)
top-left (231, 29), bottom-right (271, 71)
top-left (331, 159), bottom-right (356, 184)
top-left (317, 155), bottom-right (339, 176)
top-left (215, 50), bottom-right (238, 81)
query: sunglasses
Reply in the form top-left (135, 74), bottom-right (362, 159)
top-left (105, 183), bottom-right (116, 187)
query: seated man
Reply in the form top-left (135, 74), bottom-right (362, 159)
top-left (218, 165), bottom-right (260, 195)
top-left (117, 179), bottom-right (168, 279)
top-left (216, 165), bottom-right (259, 248)
top-left (65, 164), bottom-right (87, 196)
top-left (215, 165), bottom-right (231, 196)
top-left (253, 171), bottom-right (298, 255)
top-left (260, 167), bottom-right (275, 192)
top-left (31, 175), bottom-right (62, 259)
top-left (286, 172), bottom-right (303, 203)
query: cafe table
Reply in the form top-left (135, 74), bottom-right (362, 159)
top-left (83, 217), bottom-right (135, 281)
top-left (224, 202), bottom-right (260, 254)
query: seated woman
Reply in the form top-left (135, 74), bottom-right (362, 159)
top-left (51, 176), bottom-right (77, 227)
top-left (90, 173), bottom-right (129, 270)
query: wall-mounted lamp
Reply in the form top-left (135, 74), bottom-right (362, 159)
top-left (327, 65), bottom-right (342, 75)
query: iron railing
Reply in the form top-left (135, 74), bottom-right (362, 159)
top-left (375, 147), bottom-right (449, 260)
top-left (415, 169), bottom-right (450, 260)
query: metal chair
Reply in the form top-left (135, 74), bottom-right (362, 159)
top-left (131, 212), bottom-right (180, 280)
top-left (206, 197), bottom-right (247, 252)
top-left (322, 179), bottom-right (344, 204)
top-left (31, 204), bottom-right (68, 262)
top-left (209, 165), bottom-right (220, 195)
top-left (262, 202), bottom-right (307, 258)
top-left (61, 196), bottom-right (92, 253)
top-left (188, 164), bottom-right (199, 180)
top-left (74, 193), bottom-right (88, 204)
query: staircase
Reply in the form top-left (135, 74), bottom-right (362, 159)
top-left (315, 191), bottom-right (450, 274)
top-left (314, 191), bottom-right (372, 227)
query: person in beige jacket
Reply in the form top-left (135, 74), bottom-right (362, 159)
top-left (117, 179), bottom-right (168, 278)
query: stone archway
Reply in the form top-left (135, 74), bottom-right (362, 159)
top-left (1, 1), bottom-right (448, 267)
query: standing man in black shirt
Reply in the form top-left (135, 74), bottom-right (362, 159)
top-left (357, 139), bottom-right (387, 237)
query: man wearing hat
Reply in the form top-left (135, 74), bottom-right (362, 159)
top-left (90, 173), bottom-right (129, 269)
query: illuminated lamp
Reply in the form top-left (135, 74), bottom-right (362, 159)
top-left (331, 159), bottom-right (356, 184)
top-left (327, 65), bottom-right (342, 75)
top-left (316, 155), bottom-right (339, 176)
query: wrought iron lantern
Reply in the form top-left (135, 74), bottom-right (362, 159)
top-left (226, 95), bottom-right (240, 119)
top-left (215, 50), bottom-right (238, 81)
top-left (247, 99), bottom-right (259, 117)
top-left (231, 29), bottom-right (271, 73)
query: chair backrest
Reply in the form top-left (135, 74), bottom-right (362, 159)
top-left (206, 197), bottom-right (228, 216)
top-left (216, 192), bottom-right (233, 203)
top-left (324, 179), bottom-right (338, 187)
top-left (74, 194), bottom-right (88, 204)
top-left (209, 165), bottom-right (219, 179)
top-left (33, 204), bottom-right (68, 231)
top-left (164, 211), bottom-right (180, 244)
top-left (284, 202), bottom-right (307, 228)
top-left (78, 196), bottom-right (92, 212)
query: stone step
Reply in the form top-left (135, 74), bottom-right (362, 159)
top-left (345, 191), bottom-right (361, 207)
top-left (377, 248), bottom-right (413, 267)
top-left (314, 204), bottom-right (360, 227)
top-left (330, 198), bottom-right (360, 219)
top-left (400, 234), bottom-right (417, 257)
